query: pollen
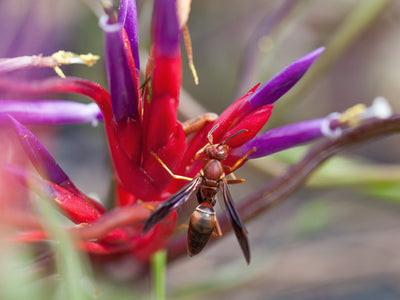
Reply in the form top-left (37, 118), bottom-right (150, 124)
top-left (50, 51), bottom-right (100, 78)
top-left (339, 97), bottom-right (392, 127)
top-left (339, 103), bottom-right (367, 127)
top-left (51, 51), bottom-right (100, 67)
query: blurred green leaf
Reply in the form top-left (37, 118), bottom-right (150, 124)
top-left (0, 247), bottom-right (47, 300)
top-left (292, 200), bottom-right (332, 237)
top-left (32, 192), bottom-right (93, 300)
top-left (364, 183), bottom-right (400, 204)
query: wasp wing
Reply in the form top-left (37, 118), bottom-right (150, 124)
top-left (221, 180), bottom-right (250, 264)
top-left (142, 176), bottom-right (202, 234)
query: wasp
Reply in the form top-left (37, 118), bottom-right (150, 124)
top-left (142, 125), bottom-right (254, 264)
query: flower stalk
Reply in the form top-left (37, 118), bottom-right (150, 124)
top-left (151, 250), bottom-right (167, 300)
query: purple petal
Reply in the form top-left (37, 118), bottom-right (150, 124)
top-left (231, 118), bottom-right (324, 159)
top-left (99, 15), bottom-right (140, 123)
top-left (118, 0), bottom-right (140, 73)
top-left (152, 0), bottom-right (180, 57)
top-left (248, 47), bottom-right (325, 110)
top-left (7, 116), bottom-right (80, 193)
top-left (0, 100), bottom-right (102, 125)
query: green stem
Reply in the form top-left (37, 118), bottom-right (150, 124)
top-left (151, 249), bottom-right (167, 300)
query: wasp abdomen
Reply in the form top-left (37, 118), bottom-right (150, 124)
top-left (187, 203), bottom-right (216, 256)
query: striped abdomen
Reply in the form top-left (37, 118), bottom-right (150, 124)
top-left (187, 202), bottom-right (216, 256)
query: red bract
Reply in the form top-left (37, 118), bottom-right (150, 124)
top-left (168, 84), bottom-right (273, 194)
top-left (0, 0), bottom-right (324, 264)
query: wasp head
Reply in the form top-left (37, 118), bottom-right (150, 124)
top-left (203, 144), bottom-right (229, 161)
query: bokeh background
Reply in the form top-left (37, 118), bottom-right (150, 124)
top-left (1, 0), bottom-right (400, 299)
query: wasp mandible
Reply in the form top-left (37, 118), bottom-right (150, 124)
top-left (142, 125), bottom-right (254, 264)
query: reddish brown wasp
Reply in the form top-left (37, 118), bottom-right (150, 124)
top-left (142, 125), bottom-right (254, 264)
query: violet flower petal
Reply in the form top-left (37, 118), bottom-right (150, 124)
top-left (248, 47), bottom-right (325, 110)
top-left (230, 118), bottom-right (324, 159)
top-left (152, 0), bottom-right (180, 57)
top-left (7, 116), bottom-right (78, 191)
top-left (118, 0), bottom-right (140, 72)
top-left (0, 100), bottom-right (102, 125)
top-left (99, 15), bottom-right (139, 123)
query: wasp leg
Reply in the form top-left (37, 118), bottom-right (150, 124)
top-left (212, 218), bottom-right (223, 238)
top-left (174, 224), bottom-right (189, 233)
top-left (226, 172), bottom-right (245, 184)
top-left (226, 178), bottom-right (245, 184)
top-left (221, 173), bottom-right (245, 184)
top-left (150, 151), bottom-right (193, 182)
top-left (226, 148), bottom-right (256, 173)
top-left (137, 199), bottom-right (156, 211)
top-left (182, 113), bottom-right (218, 136)
top-left (194, 143), bottom-right (211, 162)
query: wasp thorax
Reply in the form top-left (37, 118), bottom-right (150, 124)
top-left (203, 144), bottom-right (228, 160)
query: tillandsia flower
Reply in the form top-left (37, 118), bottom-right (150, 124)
top-left (0, 0), bottom-right (389, 264)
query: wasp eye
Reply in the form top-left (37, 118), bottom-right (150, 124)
top-left (216, 146), bottom-right (228, 160)
top-left (203, 146), bottom-right (212, 157)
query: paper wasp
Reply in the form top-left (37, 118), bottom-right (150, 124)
top-left (142, 125), bottom-right (254, 264)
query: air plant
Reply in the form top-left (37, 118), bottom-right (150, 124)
top-left (0, 0), bottom-right (398, 298)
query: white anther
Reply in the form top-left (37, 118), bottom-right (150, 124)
top-left (362, 96), bottom-right (392, 120)
top-left (321, 112), bottom-right (342, 139)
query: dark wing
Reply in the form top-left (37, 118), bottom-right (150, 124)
top-left (142, 176), bottom-right (202, 234)
top-left (221, 180), bottom-right (250, 264)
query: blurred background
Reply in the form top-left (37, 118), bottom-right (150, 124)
top-left (1, 0), bottom-right (400, 299)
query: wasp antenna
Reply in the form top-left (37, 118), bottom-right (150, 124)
top-left (221, 129), bottom-right (248, 144)
top-left (207, 124), bottom-right (219, 144)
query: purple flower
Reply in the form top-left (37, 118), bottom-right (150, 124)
top-left (231, 118), bottom-right (325, 160)
top-left (118, 0), bottom-right (140, 72)
top-left (99, 14), bottom-right (140, 122)
top-left (0, 100), bottom-right (102, 125)
top-left (248, 47), bottom-right (325, 109)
